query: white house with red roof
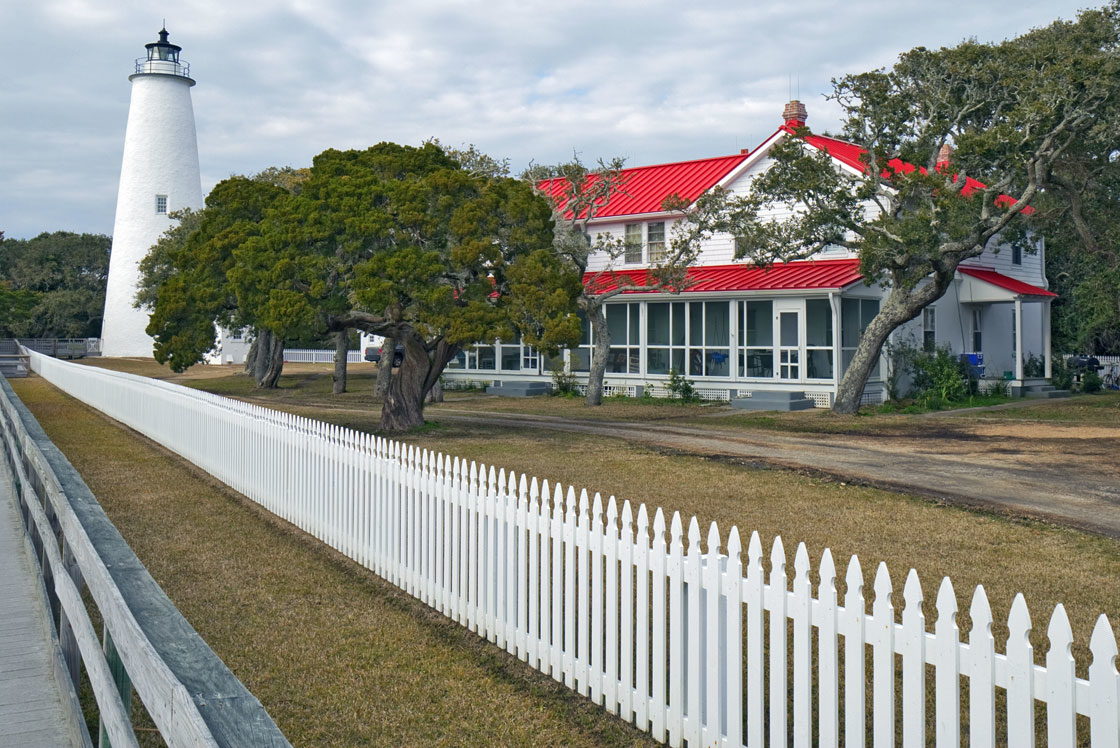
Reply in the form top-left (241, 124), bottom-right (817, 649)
top-left (445, 101), bottom-right (1056, 407)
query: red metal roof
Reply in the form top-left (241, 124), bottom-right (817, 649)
top-left (538, 154), bottom-right (748, 219)
top-left (584, 258), bottom-right (863, 295)
top-left (958, 266), bottom-right (1056, 297)
top-left (789, 127), bottom-right (1036, 216)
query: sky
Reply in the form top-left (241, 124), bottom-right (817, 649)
top-left (0, 0), bottom-right (1096, 239)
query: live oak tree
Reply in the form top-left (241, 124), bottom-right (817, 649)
top-left (682, 4), bottom-right (1120, 413)
top-left (142, 179), bottom-right (291, 385)
top-left (0, 231), bottom-right (110, 338)
top-left (239, 142), bottom-right (578, 431)
top-left (530, 158), bottom-right (699, 406)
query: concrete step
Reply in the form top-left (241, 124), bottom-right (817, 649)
top-left (486, 381), bottom-right (551, 397)
top-left (1025, 389), bottom-right (1071, 399)
top-left (730, 390), bottom-right (816, 411)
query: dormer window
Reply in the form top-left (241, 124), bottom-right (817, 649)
top-left (624, 224), bottom-right (643, 263)
top-left (155, 194), bottom-right (168, 214)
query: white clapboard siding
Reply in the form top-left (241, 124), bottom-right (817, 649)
top-left (24, 349), bottom-right (1120, 747)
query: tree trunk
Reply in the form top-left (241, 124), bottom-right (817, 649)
top-left (378, 335), bottom-right (458, 432)
top-left (252, 328), bottom-right (285, 389)
top-left (833, 278), bottom-right (949, 414)
top-left (426, 380), bottom-right (444, 403)
top-left (243, 334), bottom-right (258, 377)
top-left (585, 303), bottom-right (611, 406)
top-left (379, 336), bottom-right (430, 431)
top-left (375, 336), bottom-right (394, 400)
top-left (332, 329), bottom-right (348, 394)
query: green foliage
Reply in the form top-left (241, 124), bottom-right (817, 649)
top-left (1081, 369), bottom-right (1103, 393)
top-left (898, 345), bottom-right (981, 408)
top-left (666, 368), bottom-right (701, 402)
top-left (550, 368), bottom-right (580, 397)
top-left (0, 231), bottom-right (110, 338)
top-left (1023, 352), bottom-right (1045, 378)
top-left (1050, 356), bottom-right (1074, 390)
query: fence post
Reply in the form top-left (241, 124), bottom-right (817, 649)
top-left (98, 626), bottom-right (132, 748)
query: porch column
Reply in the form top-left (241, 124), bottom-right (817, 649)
top-left (1043, 299), bottom-right (1052, 379)
top-left (1014, 297), bottom-right (1024, 381)
top-left (829, 293), bottom-right (841, 387)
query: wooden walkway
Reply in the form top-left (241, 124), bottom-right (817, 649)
top-left (0, 463), bottom-right (84, 747)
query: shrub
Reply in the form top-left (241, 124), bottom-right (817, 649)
top-left (1081, 369), bottom-right (1103, 393)
top-left (550, 368), bottom-right (580, 397)
top-left (909, 345), bottom-right (973, 407)
top-left (666, 368), bottom-right (701, 403)
top-left (1023, 352), bottom-right (1045, 378)
top-left (1050, 357), bottom-right (1074, 390)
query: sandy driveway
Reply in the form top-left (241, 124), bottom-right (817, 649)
top-left (432, 408), bottom-right (1120, 539)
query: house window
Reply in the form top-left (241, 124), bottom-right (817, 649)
top-left (738, 300), bottom-right (773, 377)
top-left (841, 298), bottom-right (881, 378)
top-left (573, 304), bottom-right (640, 374)
top-left (155, 194), bottom-right (168, 214)
top-left (734, 236), bottom-right (750, 258)
top-left (622, 222), bottom-right (667, 264)
top-left (923, 307), bottom-right (936, 352)
top-left (606, 303), bottom-right (641, 373)
top-left (461, 345), bottom-right (496, 370)
top-left (1011, 245), bottom-right (1022, 265)
top-left (624, 224), bottom-right (643, 264)
top-left (687, 301), bottom-right (730, 377)
top-left (971, 307), bottom-right (983, 352)
top-left (647, 301), bottom-right (686, 375)
top-left (647, 222), bottom-right (666, 263)
top-left (805, 299), bottom-right (834, 379)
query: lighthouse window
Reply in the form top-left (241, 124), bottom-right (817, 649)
top-left (155, 195), bottom-right (168, 214)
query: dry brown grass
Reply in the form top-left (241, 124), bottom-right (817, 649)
top-left (12, 377), bottom-right (656, 747)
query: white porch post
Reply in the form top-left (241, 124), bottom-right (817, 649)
top-left (829, 293), bottom-right (841, 389)
top-left (1014, 297), bottom-right (1024, 381)
top-left (1043, 299), bottom-right (1052, 379)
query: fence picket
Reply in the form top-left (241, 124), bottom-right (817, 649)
top-left (900, 570), bottom-right (925, 748)
top-left (968, 586), bottom-right (996, 748)
top-left (818, 549), bottom-right (839, 748)
top-left (933, 578), bottom-right (960, 747)
top-left (22, 350), bottom-right (1120, 748)
top-left (769, 536), bottom-right (788, 748)
top-left (1088, 615), bottom-right (1120, 747)
top-left (843, 555), bottom-right (866, 748)
top-left (1046, 604), bottom-right (1077, 747)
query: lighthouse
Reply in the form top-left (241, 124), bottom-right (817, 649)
top-left (101, 28), bottom-right (202, 357)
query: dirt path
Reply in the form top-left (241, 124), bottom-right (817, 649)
top-left (430, 408), bottom-right (1120, 539)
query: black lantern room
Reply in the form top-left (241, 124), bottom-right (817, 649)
top-left (145, 28), bottom-right (181, 63)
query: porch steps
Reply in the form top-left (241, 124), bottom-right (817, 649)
top-left (1023, 384), bottom-right (1071, 399)
top-left (486, 380), bottom-right (551, 397)
top-left (730, 390), bottom-right (815, 412)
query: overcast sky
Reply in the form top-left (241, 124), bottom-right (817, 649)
top-left (0, 0), bottom-right (1094, 239)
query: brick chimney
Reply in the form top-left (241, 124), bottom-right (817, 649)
top-left (936, 143), bottom-right (953, 170)
top-left (783, 99), bottom-right (808, 128)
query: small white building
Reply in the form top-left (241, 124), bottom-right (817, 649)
top-left (443, 102), bottom-right (1055, 405)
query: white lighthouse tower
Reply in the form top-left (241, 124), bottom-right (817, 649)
top-left (101, 28), bottom-right (203, 357)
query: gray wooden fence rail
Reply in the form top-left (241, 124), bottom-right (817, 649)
top-left (0, 376), bottom-right (290, 748)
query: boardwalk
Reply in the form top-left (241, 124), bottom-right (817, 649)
top-left (0, 462), bottom-right (83, 747)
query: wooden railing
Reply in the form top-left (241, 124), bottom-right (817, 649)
top-left (0, 376), bottom-right (289, 747)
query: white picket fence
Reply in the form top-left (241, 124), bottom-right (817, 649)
top-left (23, 349), bottom-right (1120, 746)
top-left (282, 348), bottom-right (363, 363)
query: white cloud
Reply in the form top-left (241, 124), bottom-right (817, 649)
top-left (0, 0), bottom-right (1096, 238)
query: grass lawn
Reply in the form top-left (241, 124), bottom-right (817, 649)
top-left (944, 390), bottom-right (1120, 424)
top-left (12, 377), bottom-right (655, 747)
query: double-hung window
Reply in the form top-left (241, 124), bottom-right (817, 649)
top-left (622, 222), bottom-right (667, 264)
top-left (923, 308), bottom-right (936, 351)
top-left (624, 224), bottom-right (643, 263)
top-left (647, 222), bottom-right (666, 262)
